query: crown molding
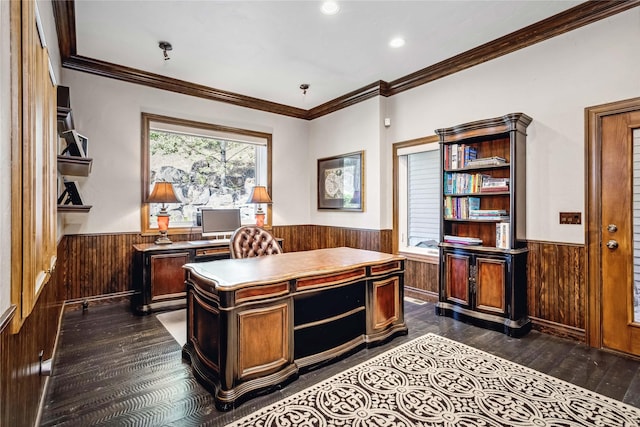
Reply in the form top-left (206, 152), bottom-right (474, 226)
top-left (386, 0), bottom-right (640, 95)
top-left (62, 55), bottom-right (308, 119)
top-left (52, 1), bottom-right (639, 121)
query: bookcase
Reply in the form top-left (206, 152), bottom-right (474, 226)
top-left (57, 86), bottom-right (92, 212)
top-left (435, 113), bottom-right (532, 337)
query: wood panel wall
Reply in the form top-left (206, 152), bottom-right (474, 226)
top-left (58, 229), bottom-right (586, 339)
top-left (403, 258), bottom-right (439, 302)
top-left (527, 240), bottom-right (586, 341)
top-left (59, 226), bottom-right (392, 302)
top-left (0, 241), bottom-right (65, 427)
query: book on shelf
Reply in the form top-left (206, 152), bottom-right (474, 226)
top-left (466, 156), bottom-right (507, 167)
top-left (444, 172), bottom-right (490, 194)
top-left (444, 235), bottom-right (482, 246)
top-left (60, 130), bottom-right (88, 158)
top-left (446, 144), bottom-right (478, 169)
top-left (469, 209), bottom-right (509, 220)
top-left (496, 222), bottom-right (510, 249)
top-left (444, 196), bottom-right (480, 219)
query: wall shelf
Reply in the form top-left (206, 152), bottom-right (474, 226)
top-left (57, 155), bottom-right (93, 177)
top-left (57, 205), bottom-right (92, 213)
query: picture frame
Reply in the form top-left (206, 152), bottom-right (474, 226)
top-left (317, 150), bottom-right (364, 211)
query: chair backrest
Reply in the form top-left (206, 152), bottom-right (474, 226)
top-left (229, 226), bottom-right (283, 259)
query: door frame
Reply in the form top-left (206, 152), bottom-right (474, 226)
top-left (586, 96), bottom-right (640, 348)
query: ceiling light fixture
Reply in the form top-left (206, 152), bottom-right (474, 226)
top-left (300, 83), bottom-right (310, 95)
top-left (159, 41), bottom-right (172, 60)
top-left (321, 1), bottom-right (340, 15)
top-left (389, 37), bottom-right (405, 48)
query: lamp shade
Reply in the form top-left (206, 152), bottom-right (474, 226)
top-left (247, 186), bottom-right (272, 204)
top-left (146, 182), bottom-right (180, 204)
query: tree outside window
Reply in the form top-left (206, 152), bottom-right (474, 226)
top-left (141, 114), bottom-right (271, 235)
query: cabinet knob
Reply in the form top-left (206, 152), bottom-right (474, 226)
top-left (607, 224), bottom-right (618, 233)
top-left (606, 240), bottom-right (618, 250)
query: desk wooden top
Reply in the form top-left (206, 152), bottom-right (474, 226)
top-left (133, 239), bottom-right (231, 252)
top-left (184, 247), bottom-right (404, 290)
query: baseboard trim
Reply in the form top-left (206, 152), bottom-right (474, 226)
top-left (530, 316), bottom-right (585, 342)
top-left (404, 288), bottom-right (438, 303)
top-left (63, 291), bottom-right (135, 312)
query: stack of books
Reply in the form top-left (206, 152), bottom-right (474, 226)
top-left (496, 222), bottom-right (510, 249)
top-left (466, 156), bottom-right (507, 167)
top-left (444, 235), bottom-right (482, 246)
top-left (469, 209), bottom-right (509, 220)
top-left (481, 177), bottom-right (509, 192)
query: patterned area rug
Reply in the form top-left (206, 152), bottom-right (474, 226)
top-left (229, 333), bottom-right (640, 427)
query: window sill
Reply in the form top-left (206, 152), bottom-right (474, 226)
top-left (398, 249), bottom-right (439, 264)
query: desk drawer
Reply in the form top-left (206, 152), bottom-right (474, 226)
top-left (195, 247), bottom-right (230, 260)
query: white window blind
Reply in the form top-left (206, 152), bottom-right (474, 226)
top-left (407, 150), bottom-right (440, 248)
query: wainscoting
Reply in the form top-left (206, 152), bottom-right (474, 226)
top-left (527, 240), bottom-right (586, 341)
top-left (403, 257), bottom-right (439, 302)
top-left (56, 229), bottom-right (585, 341)
top-left (58, 226), bottom-right (392, 302)
top-left (0, 243), bottom-right (65, 427)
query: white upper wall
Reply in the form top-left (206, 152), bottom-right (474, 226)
top-left (308, 97), bottom-right (383, 229)
top-left (384, 8), bottom-right (640, 244)
top-left (59, 7), bottom-right (639, 245)
top-left (60, 69), bottom-right (310, 234)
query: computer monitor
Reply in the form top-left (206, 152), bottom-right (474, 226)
top-left (200, 208), bottom-right (241, 238)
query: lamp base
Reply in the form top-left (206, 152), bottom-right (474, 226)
top-left (255, 212), bottom-right (265, 227)
top-left (155, 230), bottom-right (172, 245)
top-left (155, 236), bottom-right (173, 245)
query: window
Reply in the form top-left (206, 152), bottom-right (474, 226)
top-left (141, 114), bottom-right (272, 235)
top-left (394, 136), bottom-right (441, 258)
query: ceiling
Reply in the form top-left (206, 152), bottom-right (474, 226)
top-left (71, 1), bottom-right (582, 110)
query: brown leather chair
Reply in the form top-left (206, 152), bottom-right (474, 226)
top-left (229, 226), bottom-right (283, 259)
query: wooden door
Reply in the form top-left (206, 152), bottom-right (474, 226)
top-left (475, 257), bottom-right (506, 315)
top-left (600, 110), bottom-right (640, 356)
top-left (150, 252), bottom-right (189, 301)
top-left (444, 252), bottom-right (470, 307)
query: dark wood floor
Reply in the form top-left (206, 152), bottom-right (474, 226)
top-left (40, 299), bottom-right (640, 426)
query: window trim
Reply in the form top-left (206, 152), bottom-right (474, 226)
top-left (140, 113), bottom-right (272, 236)
top-left (392, 134), bottom-right (440, 261)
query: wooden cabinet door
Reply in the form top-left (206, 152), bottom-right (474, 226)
top-left (444, 252), bottom-right (470, 307)
top-left (150, 252), bottom-right (190, 301)
top-left (474, 256), bottom-right (506, 315)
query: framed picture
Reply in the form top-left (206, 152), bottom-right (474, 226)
top-left (317, 150), bottom-right (364, 211)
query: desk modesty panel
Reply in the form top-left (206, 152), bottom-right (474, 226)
top-left (182, 247), bottom-right (408, 410)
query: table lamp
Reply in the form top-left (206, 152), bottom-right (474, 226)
top-left (247, 186), bottom-right (272, 227)
top-left (146, 181), bottom-right (180, 244)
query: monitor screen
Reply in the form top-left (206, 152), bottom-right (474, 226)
top-left (200, 208), bottom-right (241, 238)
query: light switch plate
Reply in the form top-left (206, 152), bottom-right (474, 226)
top-left (559, 212), bottom-right (581, 224)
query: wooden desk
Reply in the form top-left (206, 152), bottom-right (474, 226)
top-left (132, 239), bottom-right (232, 314)
top-left (182, 247), bottom-right (408, 410)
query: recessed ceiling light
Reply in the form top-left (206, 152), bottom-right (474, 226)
top-left (389, 37), bottom-right (405, 48)
top-left (321, 1), bottom-right (340, 15)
